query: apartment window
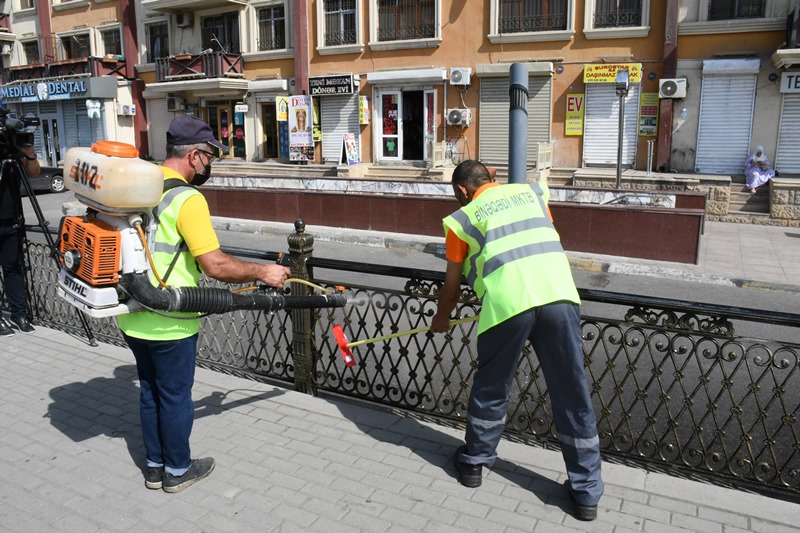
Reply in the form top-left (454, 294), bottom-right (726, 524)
top-left (202, 12), bottom-right (240, 54)
top-left (101, 28), bottom-right (122, 56)
top-left (22, 40), bottom-right (39, 63)
top-left (257, 6), bottom-right (286, 50)
top-left (594, 0), bottom-right (642, 28)
top-left (708, 0), bottom-right (765, 20)
top-left (61, 33), bottom-right (90, 59)
top-left (324, 0), bottom-right (356, 46)
top-left (145, 22), bottom-right (169, 63)
top-left (499, 0), bottom-right (568, 33)
top-left (18, 0), bottom-right (35, 9)
top-left (377, 0), bottom-right (435, 41)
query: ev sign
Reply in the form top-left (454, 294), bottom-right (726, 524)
top-left (565, 94), bottom-right (584, 136)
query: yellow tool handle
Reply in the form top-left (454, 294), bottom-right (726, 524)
top-left (346, 315), bottom-right (479, 348)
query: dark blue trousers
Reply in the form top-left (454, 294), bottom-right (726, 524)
top-left (0, 226), bottom-right (28, 319)
top-left (458, 302), bottom-right (604, 506)
top-left (123, 333), bottom-right (197, 476)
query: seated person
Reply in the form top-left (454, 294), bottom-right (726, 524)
top-left (745, 145), bottom-right (778, 195)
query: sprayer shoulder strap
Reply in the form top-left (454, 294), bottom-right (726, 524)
top-left (153, 180), bottom-right (199, 285)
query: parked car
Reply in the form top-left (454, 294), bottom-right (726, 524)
top-left (20, 166), bottom-right (66, 194)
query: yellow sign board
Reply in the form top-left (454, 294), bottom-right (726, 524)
top-left (638, 92), bottom-right (659, 137)
top-left (583, 63), bottom-right (642, 83)
top-left (565, 94), bottom-right (584, 136)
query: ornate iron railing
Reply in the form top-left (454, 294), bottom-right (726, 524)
top-left (6, 224), bottom-right (800, 502)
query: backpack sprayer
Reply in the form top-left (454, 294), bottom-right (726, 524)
top-left (56, 141), bottom-right (346, 318)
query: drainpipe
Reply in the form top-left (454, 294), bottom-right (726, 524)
top-left (121, 0), bottom-right (149, 156)
top-left (656, 0), bottom-right (680, 172)
top-left (36, 0), bottom-right (52, 58)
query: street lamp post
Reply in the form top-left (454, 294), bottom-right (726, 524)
top-left (615, 69), bottom-right (630, 189)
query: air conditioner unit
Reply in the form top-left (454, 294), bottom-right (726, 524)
top-left (0, 44), bottom-right (11, 56)
top-left (175, 12), bottom-right (193, 28)
top-left (446, 108), bottom-right (471, 127)
top-left (450, 67), bottom-right (472, 86)
top-left (116, 104), bottom-right (130, 116)
top-left (659, 78), bottom-right (687, 99)
top-left (167, 96), bottom-right (185, 112)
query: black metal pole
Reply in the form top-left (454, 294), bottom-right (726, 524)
top-left (509, 63), bottom-right (528, 184)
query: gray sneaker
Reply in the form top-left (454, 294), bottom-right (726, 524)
top-left (162, 458), bottom-right (215, 493)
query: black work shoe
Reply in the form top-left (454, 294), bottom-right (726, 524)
top-left (145, 466), bottom-right (164, 490)
top-left (0, 318), bottom-right (13, 337)
top-left (9, 316), bottom-right (34, 333)
top-left (162, 457), bottom-right (215, 493)
top-left (453, 446), bottom-right (482, 488)
top-left (564, 481), bottom-right (598, 521)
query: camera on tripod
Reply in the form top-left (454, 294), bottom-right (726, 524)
top-left (0, 105), bottom-right (40, 154)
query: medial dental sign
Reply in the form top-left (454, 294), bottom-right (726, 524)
top-left (1, 79), bottom-right (89, 102)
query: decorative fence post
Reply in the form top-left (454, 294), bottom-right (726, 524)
top-left (287, 219), bottom-right (317, 395)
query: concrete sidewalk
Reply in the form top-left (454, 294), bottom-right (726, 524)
top-left (2, 327), bottom-right (798, 532)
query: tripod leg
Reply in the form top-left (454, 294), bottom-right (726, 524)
top-left (4, 158), bottom-right (98, 346)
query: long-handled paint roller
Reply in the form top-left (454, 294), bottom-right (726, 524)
top-left (332, 316), bottom-right (480, 367)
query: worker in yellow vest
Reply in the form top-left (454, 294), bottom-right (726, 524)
top-left (432, 160), bottom-right (603, 522)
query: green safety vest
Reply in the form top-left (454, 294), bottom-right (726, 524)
top-left (117, 183), bottom-right (203, 340)
top-left (443, 182), bottom-right (579, 335)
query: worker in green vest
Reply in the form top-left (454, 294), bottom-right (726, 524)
top-left (118, 116), bottom-right (290, 494)
top-left (431, 160), bottom-right (603, 522)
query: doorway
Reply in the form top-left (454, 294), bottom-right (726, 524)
top-left (261, 103), bottom-right (278, 159)
top-left (207, 103), bottom-right (233, 158)
top-left (39, 116), bottom-right (62, 167)
top-left (377, 89), bottom-right (435, 162)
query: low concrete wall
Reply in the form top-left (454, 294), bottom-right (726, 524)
top-left (771, 179), bottom-right (800, 223)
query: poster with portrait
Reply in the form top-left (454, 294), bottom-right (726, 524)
top-left (289, 95), bottom-right (314, 161)
top-left (343, 133), bottom-right (359, 165)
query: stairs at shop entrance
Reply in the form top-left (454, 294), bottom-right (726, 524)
top-left (728, 176), bottom-right (770, 217)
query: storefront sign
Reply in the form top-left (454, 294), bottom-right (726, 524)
top-left (359, 96), bottom-right (370, 125)
top-left (780, 72), bottom-right (800, 93)
top-left (638, 92), bottom-right (659, 136)
top-left (0, 76), bottom-right (117, 103)
top-left (309, 75), bottom-right (354, 96)
top-left (276, 96), bottom-right (289, 121)
top-left (565, 94), bottom-right (584, 136)
top-left (584, 63), bottom-right (642, 83)
top-left (234, 104), bottom-right (248, 113)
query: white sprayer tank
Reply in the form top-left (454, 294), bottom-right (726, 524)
top-left (64, 141), bottom-right (163, 209)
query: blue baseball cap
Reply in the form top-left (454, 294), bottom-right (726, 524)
top-left (167, 115), bottom-right (228, 153)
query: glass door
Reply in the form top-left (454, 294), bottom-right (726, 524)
top-left (380, 91), bottom-right (401, 161)
top-left (423, 89), bottom-right (436, 162)
top-left (207, 104), bottom-right (233, 158)
top-left (38, 116), bottom-right (62, 167)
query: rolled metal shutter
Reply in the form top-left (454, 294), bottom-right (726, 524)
top-left (148, 99), bottom-right (171, 161)
top-left (478, 75), bottom-right (551, 167)
top-left (61, 101), bottom-right (80, 149)
top-left (321, 95), bottom-right (359, 164)
top-left (583, 83), bottom-right (639, 166)
top-left (776, 94), bottom-right (800, 174)
top-left (695, 74), bottom-right (756, 174)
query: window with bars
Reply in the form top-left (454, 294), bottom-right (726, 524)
top-left (323, 0), bottom-right (356, 46)
top-left (708, 0), bottom-right (765, 20)
top-left (61, 33), bottom-right (89, 59)
top-left (19, 0), bottom-right (35, 9)
top-left (202, 12), bottom-right (241, 54)
top-left (22, 40), bottom-right (39, 63)
top-left (257, 6), bottom-right (286, 50)
top-left (101, 28), bottom-right (122, 56)
top-left (145, 22), bottom-right (169, 63)
top-left (594, 0), bottom-right (642, 28)
top-left (499, 0), bottom-right (568, 33)
top-left (377, 0), bottom-right (435, 42)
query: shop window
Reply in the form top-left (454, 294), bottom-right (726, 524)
top-left (202, 12), bottom-right (241, 54)
top-left (100, 27), bottom-right (122, 57)
top-left (60, 33), bottom-right (90, 59)
top-left (145, 21), bottom-right (169, 63)
top-left (500, 0), bottom-right (568, 33)
top-left (323, 0), bottom-right (357, 46)
top-left (376, 0), bottom-right (435, 41)
top-left (708, 0), bottom-right (765, 20)
top-left (257, 5), bottom-right (287, 50)
top-left (22, 40), bottom-right (39, 63)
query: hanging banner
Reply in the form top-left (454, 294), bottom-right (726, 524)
top-left (359, 96), bottom-right (370, 125)
top-left (312, 97), bottom-right (322, 142)
top-left (638, 92), bottom-right (659, 136)
top-left (276, 96), bottom-right (289, 121)
top-left (583, 63), bottom-right (642, 83)
top-left (565, 94), bottom-right (584, 136)
top-left (289, 95), bottom-right (314, 161)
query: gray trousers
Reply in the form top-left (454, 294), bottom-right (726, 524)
top-left (458, 301), bottom-right (604, 506)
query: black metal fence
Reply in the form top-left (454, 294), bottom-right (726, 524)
top-left (5, 224), bottom-right (800, 502)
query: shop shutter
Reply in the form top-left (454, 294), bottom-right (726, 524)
top-left (776, 94), bottom-right (800, 174)
top-left (695, 74), bottom-right (756, 174)
top-left (321, 95), bottom-right (359, 163)
top-left (148, 99), bottom-right (171, 161)
top-left (583, 83), bottom-right (639, 166)
top-left (61, 101), bottom-right (81, 149)
top-left (478, 76), bottom-right (551, 167)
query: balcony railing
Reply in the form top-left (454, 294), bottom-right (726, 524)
top-left (1, 56), bottom-right (127, 85)
top-left (500, 13), bottom-right (568, 33)
top-left (708, 0), bottom-right (765, 20)
top-left (594, 7), bottom-right (642, 28)
top-left (155, 51), bottom-right (244, 83)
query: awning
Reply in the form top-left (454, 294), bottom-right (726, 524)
top-left (366, 69), bottom-right (446, 86)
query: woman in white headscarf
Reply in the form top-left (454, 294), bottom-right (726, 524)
top-left (744, 146), bottom-right (778, 195)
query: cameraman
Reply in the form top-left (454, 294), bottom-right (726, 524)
top-left (0, 145), bottom-right (40, 336)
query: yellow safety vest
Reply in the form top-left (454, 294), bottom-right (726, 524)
top-left (443, 182), bottom-right (579, 335)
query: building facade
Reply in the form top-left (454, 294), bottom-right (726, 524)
top-left (0, 0), bottom-right (798, 177)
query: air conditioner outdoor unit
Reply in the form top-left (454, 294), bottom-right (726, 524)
top-left (0, 44), bottom-right (11, 56)
top-left (446, 108), bottom-right (471, 127)
top-left (175, 12), bottom-right (193, 28)
top-left (659, 78), bottom-right (687, 99)
top-left (450, 67), bottom-right (472, 86)
top-left (116, 104), bottom-right (130, 116)
top-left (167, 96), bottom-right (185, 112)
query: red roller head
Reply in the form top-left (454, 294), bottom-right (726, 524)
top-left (332, 324), bottom-right (356, 367)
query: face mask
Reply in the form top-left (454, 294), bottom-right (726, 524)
top-left (192, 156), bottom-right (212, 187)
